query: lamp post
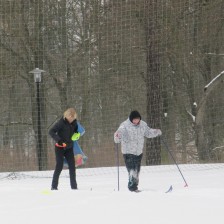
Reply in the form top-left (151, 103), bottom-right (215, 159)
top-left (29, 68), bottom-right (45, 170)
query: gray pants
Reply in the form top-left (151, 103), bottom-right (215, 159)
top-left (123, 153), bottom-right (143, 191)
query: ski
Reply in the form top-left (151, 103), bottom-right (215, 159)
top-left (129, 185), bottom-right (173, 193)
top-left (165, 185), bottom-right (173, 193)
top-left (133, 189), bottom-right (142, 193)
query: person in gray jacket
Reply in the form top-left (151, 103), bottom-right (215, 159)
top-left (114, 110), bottom-right (162, 192)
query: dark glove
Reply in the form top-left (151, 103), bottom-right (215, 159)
top-left (156, 129), bottom-right (162, 136)
top-left (57, 140), bottom-right (64, 146)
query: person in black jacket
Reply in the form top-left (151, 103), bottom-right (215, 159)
top-left (49, 108), bottom-right (79, 190)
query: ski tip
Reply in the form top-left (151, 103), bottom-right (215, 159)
top-left (165, 185), bottom-right (173, 193)
top-left (184, 183), bottom-right (188, 187)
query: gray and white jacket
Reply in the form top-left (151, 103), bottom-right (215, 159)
top-left (114, 119), bottom-right (161, 156)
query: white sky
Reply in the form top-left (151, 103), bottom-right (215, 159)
top-left (1, 164), bottom-right (224, 224)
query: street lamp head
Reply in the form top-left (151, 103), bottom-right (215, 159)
top-left (29, 68), bottom-right (45, 83)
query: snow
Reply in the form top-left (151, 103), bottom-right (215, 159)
top-left (1, 164), bottom-right (224, 224)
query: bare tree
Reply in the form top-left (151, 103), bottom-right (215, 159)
top-left (134, 0), bottom-right (163, 165)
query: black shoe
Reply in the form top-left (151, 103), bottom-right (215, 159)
top-left (129, 187), bottom-right (138, 192)
top-left (51, 187), bottom-right (58, 190)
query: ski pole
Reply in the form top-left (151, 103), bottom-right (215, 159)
top-left (161, 136), bottom-right (188, 187)
top-left (115, 143), bottom-right (120, 191)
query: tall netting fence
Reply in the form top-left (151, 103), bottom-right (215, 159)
top-left (0, 0), bottom-right (224, 178)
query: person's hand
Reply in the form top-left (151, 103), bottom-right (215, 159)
top-left (71, 132), bottom-right (81, 141)
top-left (56, 140), bottom-right (66, 148)
top-left (156, 129), bottom-right (162, 136)
top-left (58, 140), bottom-right (64, 146)
top-left (115, 132), bottom-right (121, 139)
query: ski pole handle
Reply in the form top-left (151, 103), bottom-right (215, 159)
top-left (55, 143), bottom-right (67, 148)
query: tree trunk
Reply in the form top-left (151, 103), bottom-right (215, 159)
top-left (141, 1), bottom-right (162, 165)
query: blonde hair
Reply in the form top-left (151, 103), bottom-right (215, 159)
top-left (63, 108), bottom-right (77, 120)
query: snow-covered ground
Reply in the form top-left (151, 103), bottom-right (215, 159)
top-left (1, 164), bottom-right (224, 224)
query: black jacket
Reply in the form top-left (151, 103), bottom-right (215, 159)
top-left (49, 117), bottom-right (78, 149)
